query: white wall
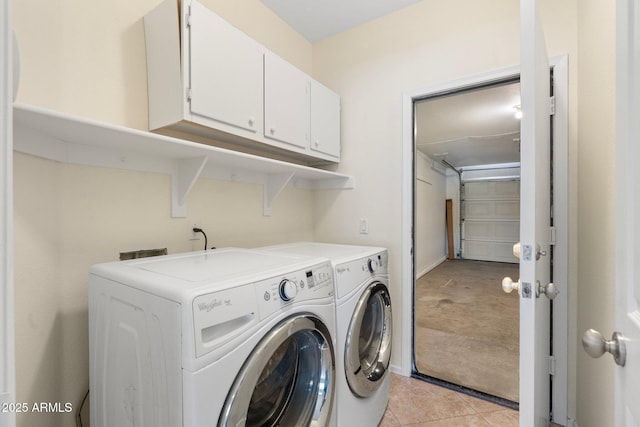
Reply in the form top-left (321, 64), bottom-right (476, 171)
top-left (415, 152), bottom-right (447, 278)
top-left (11, 1), bottom-right (315, 426)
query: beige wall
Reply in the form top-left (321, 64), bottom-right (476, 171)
top-left (10, 0), bottom-right (620, 426)
top-left (576, 1), bottom-right (616, 426)
top-left (11, 1), bottom-right (314, 426)
top-left (415, 152), bottom-right (447, 277)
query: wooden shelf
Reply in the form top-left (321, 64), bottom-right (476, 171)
top-left (13, 103), bottom-right (354, 217)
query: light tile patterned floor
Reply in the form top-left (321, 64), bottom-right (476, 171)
top-left (379, 374), bottom-right (519, 427)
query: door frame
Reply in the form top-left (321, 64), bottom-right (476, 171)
top-left (0, 0), bottom-right (15, 425)
top-left (400, 55), bottom-right (572, 423)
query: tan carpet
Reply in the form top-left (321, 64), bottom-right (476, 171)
top-left (414, 259), bottom-right (520, 402)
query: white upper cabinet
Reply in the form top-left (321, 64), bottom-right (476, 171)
top-left (144, 0), bottom-right (340, 164)
top-left (310, 80), bottom-right (340, 158)
top-left (264, 52), bottom-right (310, 149)
top-left (189, 0), bottom-right (263, 134)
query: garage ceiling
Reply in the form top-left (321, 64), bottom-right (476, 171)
top-left (416, 81), bottom-right (522, 169)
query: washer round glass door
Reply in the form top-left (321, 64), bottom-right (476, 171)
top-left (218, 314), bottom-right (335, 427)
top-left (344, 281), bottom-right (392, 397)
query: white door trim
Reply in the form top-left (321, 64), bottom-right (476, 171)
top-left (400, 56), bottom-right (572, 423)
top-left (0, 0), bottom-right (15, 425)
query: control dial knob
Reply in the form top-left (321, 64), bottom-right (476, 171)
top-left (367, 258), bottom-right (379, 273)
top-left (279, 279), bottom-right (297, 301)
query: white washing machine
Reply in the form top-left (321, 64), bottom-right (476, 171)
top-left (258, 242), bottom-right (392, 427)
top-left (88, 248), bottom-right (337, 427)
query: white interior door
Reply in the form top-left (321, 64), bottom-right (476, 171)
top-left (614, 0), bottom-right (640, 424)
top-left (0, 0), bottom-right (15, 425)
top-left (519, 0), bottom-right (552, 425)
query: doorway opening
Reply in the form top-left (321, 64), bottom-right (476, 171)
top-left (401, 56), bottom-right (569, 424)
top-left (412, 78), bottom-right (522, 407)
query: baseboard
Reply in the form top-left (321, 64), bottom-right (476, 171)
top-left (389, 363), bottom-right (405, 376)
top-left (415, 256), bottom-right (447, 280)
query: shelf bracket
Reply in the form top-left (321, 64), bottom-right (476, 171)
top-left (263, 172), bottom-right (295, 216)
top-left (171, 156), bottom-right (208, 217)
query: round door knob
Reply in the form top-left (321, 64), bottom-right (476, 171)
top-left (248, 117), bottom-right (255, 127)
top-left (502, 277), bottom-right (520, 294)
top-left (513, 242), bottom-right (521, 259)
top-left (537, 282), bottom-right (559, 300)
top-left (582, 329), bottom-right (626, 367)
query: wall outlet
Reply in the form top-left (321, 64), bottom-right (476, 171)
top-left (189, 223), bottom-right (200, 240)
top-left (359, 218), bottom-right (369, 234)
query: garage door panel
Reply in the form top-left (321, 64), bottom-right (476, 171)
top-left (493, 180), bottom-right (520, 197)
top-left (464, 220), bottom-right (519, 241)
top-left (464, 180), bottom-right (520, 200)
top-left (465, 201), bottom-right (492, 218)
top-left (462, 241), bottom-right (518, 263)
top-left (494, 222), bottom-right (519, 240)
top-left (495, 201), bottom-right (520, 218)
top-left (465, 181), bottom-right (491, 198)
top-left (464, 200), bottom-right (519, 219)
top-left (494, 242), bottom-right (519, 262)
top-left (462, 179), bottom-right (520, 263)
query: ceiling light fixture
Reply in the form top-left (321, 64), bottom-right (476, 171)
top-left (513, 105), bottom-right (523, 120)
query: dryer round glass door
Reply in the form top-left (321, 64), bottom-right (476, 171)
top-left (219, 314), bottom-right (335, 427)
top-left (345, 281), bottom-right (392, 397)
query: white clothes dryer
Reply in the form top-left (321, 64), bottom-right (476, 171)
top-left (258, 242), bottom-right (392, 427)
top-left (88, 248), bottom-right (337, 427)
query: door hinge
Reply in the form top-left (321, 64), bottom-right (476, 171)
top-left (549, 226), bottom-right (557, 246)
top-left (185, 5), bottom-right (192, 27)
top-left (548, 355), bottom-right (556, 376)
top-left (186, 88), bottom-right (192, 102)
top-left (549, 96), bottom-right (556, 116)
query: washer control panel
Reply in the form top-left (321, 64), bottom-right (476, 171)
top-left (257, 261), bottom-right (334, 319)
top-left (192, 261), bottom-right (334, 358)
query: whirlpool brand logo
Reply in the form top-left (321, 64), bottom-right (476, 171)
top-left (336, 266), bottom-right (349, 274)
top-left (197, 299), bottom-right (231, 312)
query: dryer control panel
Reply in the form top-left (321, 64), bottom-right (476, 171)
top-left (334, 250), bottom-right (388, 299)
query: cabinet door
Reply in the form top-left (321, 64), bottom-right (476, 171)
top-left (264, 53), bottom-right (310, 149)
top-left (189, 0), bottom-right (263, 134)
top-left (310, 80), bottom-right (340, 158)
